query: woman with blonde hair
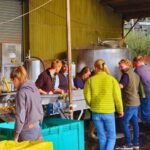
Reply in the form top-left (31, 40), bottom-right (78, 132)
top-left (10, 66), bottom-right (43, 142)
top-left (84, 59), bottom-right (123, 150)
top-left (118, 58), bottom-right (140, 149)
top-left (36, 59), bottom-right (63, 94)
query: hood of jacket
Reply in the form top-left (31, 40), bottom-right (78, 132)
top-left (19, 80), bottom-right (37, 92)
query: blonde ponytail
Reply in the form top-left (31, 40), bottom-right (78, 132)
top-left (94, 59), bottom-right (110, 74)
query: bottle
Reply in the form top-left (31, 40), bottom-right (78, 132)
top-left (71, 62), bottom-right (76, 78)
top-left (3, 77), bottom-right (11, 93)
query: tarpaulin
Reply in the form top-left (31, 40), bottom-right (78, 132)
top-left (0, 140), bottom-right (53, 150)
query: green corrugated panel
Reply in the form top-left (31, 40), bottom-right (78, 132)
top-left (29, 0), bottom-right (122, 60)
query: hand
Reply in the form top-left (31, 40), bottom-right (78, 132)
top-left (118, 112), bottom-right (124, 118)
top-left (119, 84), bottom-right (124, 89)
top-left (72, 87), bottom-right (77, 90)
top-left (39, 89), bottom-right (47, 95)
top-left (61, 90), bottom-right (64, 94)
top-left (38, 136), bottom-right (43, 141)
top-left (14, 137), bottom-right (18, 142)
top-left (48, 91), bottom-right (53, 95)
top-left (54, 89), bottom-right (64, 94)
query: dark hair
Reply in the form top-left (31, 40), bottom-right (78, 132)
top-left (78, 66), bottom-right (90, 77)
top-left (62, 59), bottom-right (68, 65)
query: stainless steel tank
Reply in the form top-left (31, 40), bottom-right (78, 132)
top-left (24, 58), bottom-right (45, 82)
top-left (73, 48), bottom-right (131, 80)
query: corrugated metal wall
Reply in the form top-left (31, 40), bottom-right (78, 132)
top-left (0, 0), bottom-right (22, 43)
top-left (29, 0), bottom-right (122, 60)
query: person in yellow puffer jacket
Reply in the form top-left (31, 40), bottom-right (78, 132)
top-left (84, 59), bottom-right (124, 150)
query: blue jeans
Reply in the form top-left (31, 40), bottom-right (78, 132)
top-left (92, 113), bottom-right (116, 150)
top-left (140, 98), bottom-right (150, 124)
top-left (121, 106), bottom-right (139, 146)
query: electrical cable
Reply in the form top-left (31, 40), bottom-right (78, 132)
top-left (0, 0), bottom-right (53, 25)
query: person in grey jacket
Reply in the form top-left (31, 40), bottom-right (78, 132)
top-left (10, 66), bottom-right (44, 142)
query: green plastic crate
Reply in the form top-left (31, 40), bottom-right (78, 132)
top-left (0, 118), bottom-right (85, 150)
top-left (0, 122), bottom-right (14, 140)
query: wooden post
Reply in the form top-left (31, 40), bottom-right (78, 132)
top-left (66, 0), bottom-right (73, 119)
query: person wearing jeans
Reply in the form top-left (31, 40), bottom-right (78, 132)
top-left (84, 59), bottom-right (123, 150)
top-left (121, 106), bottom-right (139, 147)
top-left (118, 59), bottom-right (140, 150)
top-left (134, 56), bottom-right (150, 124)
top-left (92, 113), bottom-right (116, 150)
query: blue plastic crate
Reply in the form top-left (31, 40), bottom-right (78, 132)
top-left (0, 118), bottom-right (85, 150)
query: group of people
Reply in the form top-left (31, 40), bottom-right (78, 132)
top-left (35, 59), bottom-right (91, 94)
top-left (10, 59), bottom-right (91, 142)
top-left (10, 55), bottom-right (150, 150)
top-left (84, 56), bottom-right (150, 150)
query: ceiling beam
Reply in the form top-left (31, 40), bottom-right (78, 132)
top-left (123, 10), bottom-right (150, 19)
top-left (115, 2), bottom-right (150, 13)
top-left (100, 0), bottom-right (126, 5)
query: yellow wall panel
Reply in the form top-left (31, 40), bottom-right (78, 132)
top-left (29, 0), bottom-right (122, 60)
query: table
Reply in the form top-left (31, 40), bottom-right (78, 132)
top-left (0, 90), bottom-right (89, 120)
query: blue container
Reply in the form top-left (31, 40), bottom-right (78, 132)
top-left (0, 118), bottom-right (85, 150)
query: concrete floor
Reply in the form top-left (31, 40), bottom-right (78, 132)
top-left (85, 121), bottom-right (150, 150)
top-left (86, 134), bottom-right (150, 150)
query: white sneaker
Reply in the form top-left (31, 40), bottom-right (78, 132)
top-left (115, 145), bottom-right (133, 150)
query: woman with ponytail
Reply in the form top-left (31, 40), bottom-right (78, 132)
top-left (10, 66), bottom-right (43, 142)
top-left (84, 59), bottom-right (123, 150)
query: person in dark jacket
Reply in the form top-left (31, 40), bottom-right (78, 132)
top-left (10, 66), bottom-right (44, 142)
top-left (36, 59), bottom-right (63, 94)
top-left (57, 60), bottom-right (69, 92)
top-left (55, 60), bottom-right (75, 93)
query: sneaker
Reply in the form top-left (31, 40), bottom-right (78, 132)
top-left (115, 145), bottom-right (133, 150)
top-left (133, 144), bottom-right (139, 150)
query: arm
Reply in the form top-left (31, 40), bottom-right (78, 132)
top-left (74, 78), bottom-right (83, 89)
top-left (119, 73), bottom-right (129, 89)
top-left (35, 74), bottom-right (51, 94)
top-left (38, 89), bottom-right (50, 95)
top-left (83, 79), bottom-right (91, 106)
top-left (14, 91), bottom-right (26, 141)
top-left (113, 78), bottom-right (124, 117)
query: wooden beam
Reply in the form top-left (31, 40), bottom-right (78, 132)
top-left (123, 10), bottom-right (150, 19)
top-left (115, 2), bottom-right (150, 13)
top-left (101, 0), bottom-right (126, 5)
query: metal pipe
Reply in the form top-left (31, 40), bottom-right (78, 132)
top-left (66, 0), bottom-right (73, 119)
top-left (124, 18), bottom-right (140, 39)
